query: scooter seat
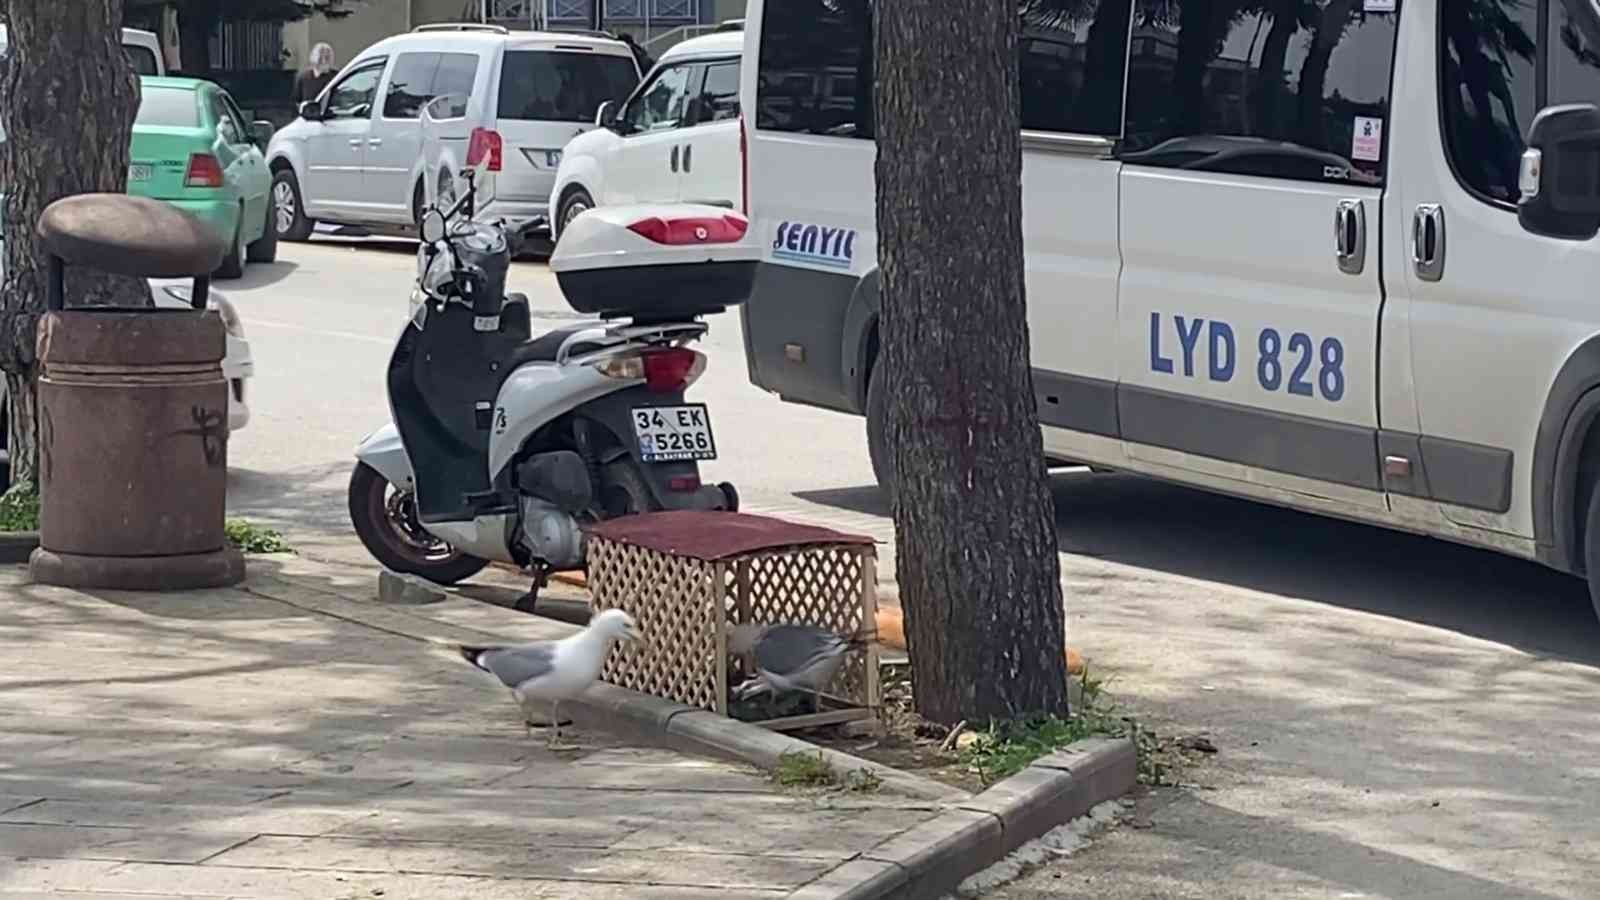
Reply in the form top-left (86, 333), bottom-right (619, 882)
top-left (503, 325), bottom-right (603, 372)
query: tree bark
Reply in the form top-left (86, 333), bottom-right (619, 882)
top-left (0, 0), bottom-right (146, 491)
top-left (874, 0), bottom-right (1070, 726)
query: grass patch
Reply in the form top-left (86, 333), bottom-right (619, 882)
top-left (773, 750), bottom-right (882, 793)
top-left (224, 519), bottom-right (292, 554)
top-left (958, 668), bottom-right (1173, 787)
top-left (0, 486), bottom-right (39, 532)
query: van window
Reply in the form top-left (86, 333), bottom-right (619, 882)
top-left (756, 0), bottom-right (874, 139)
top-left (1122, 0), bottom-right (1400, 186)
top-left (430, 52), bottom-right (480, 117)
top-left (622, 62), bottom-right (694, 131)
top-left (135, 86), bottom-right (200, 128)
top-left (326, 62), bottom-right (386, 120)
top-left (1548, 1), bottom-right (1600, 108)
top-left (497, 50), bottom-right (640, 123)
top-left (757, 0), bottom-right (1134, 140)
top-left (1020, 0), bottom-right (1132, 136)
top-left (384, 52), bottom-right (441, 119)
top-left (691, 60), bottom-right (741, 124)
top-left (125, 45), bottom-right (160, 76)
top-left (1440, 0), bottom-right (1537, 205)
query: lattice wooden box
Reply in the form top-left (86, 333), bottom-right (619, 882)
top-left (585, 510), bottom-right (880, 731)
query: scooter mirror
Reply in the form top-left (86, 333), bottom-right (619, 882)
top-left (420, 209), bottom-right (447, 244)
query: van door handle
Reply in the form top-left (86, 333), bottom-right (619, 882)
top-left (368, 138), bottom-right (382, 148)
top-left (670, 145), bottom-right (679, 173)
top-left (683, 143), bottom-right (693, 172)
top-left (1334, 199), bottom-right (1365, 275)
top-left (348, 138), bottom-right (361, 149)
top-left (1413, 204), bottom-right (1446, 282)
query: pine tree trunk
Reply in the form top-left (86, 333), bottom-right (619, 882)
top-left (4, 373), bottom-right (37, 490)
top-left (0, 0), bottom-right (146, 492)
top-left (874, 0), bottom-right (1070, 725)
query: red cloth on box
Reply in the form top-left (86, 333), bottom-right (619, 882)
top-left (584, 510), bottom-right (876, 561)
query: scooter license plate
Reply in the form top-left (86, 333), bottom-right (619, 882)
top-left (632, 404), bottom-right (717, 463)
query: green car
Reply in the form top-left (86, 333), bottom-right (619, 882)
top-left (129, 76), bottom-right (276, 278)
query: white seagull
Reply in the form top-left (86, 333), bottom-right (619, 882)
top-left (457, 608), bottom-right (642, 748)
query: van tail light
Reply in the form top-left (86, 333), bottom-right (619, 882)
top-left (738, 112), bottom-right (749, 214)
top-left (184, 153), bottom-right (225, 188)
top-left (593, 347), bottom-right (706, 392)
top-left (466, 127), bottom-right (503, 172)
top-left (627, 215), bottom-right (748, 245)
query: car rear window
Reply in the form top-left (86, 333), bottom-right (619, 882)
top-left (496, 50), bottom-right (639, 123)
top-left (136, 87), bottom-right (200, 127)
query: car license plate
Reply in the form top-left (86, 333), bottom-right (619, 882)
top-left (632, 404), bottom-right (716, 463)
top-left (129, 164), bottom-right (152, 182)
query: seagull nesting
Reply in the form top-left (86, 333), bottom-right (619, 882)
top-left (728, 622), bottom-right (871, 709)
top-left (457, 608), bottom-right (641, 748)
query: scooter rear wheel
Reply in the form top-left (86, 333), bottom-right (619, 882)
top-left (348, 462), bottom-right (489, 585)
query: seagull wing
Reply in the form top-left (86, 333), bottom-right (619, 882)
top-left (459, 643), bottom-right (557, 690)
top-left (755, 625), bottom-right (851, 690)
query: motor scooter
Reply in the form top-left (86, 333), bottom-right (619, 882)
top-left (348, 168), bottom-right (753, 598)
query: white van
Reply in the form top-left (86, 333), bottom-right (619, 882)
top-left (547, 30), bottom-right (742, 237)
top-left (265, 24), bottom-right (639, 241)
top-left (738, 0), bottom-right (1600, 618)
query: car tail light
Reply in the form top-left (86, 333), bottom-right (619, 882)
top-left (738, 112), bottom-right (749, 214)
top-left (184, 153), bottom-right (224, 188)
top-left (466, 127), bottom-right (503, 172)
top-left (627, 215), bottom-right (748, 245)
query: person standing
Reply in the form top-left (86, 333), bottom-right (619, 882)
top-left (292, 42), bottom-right (336, 106)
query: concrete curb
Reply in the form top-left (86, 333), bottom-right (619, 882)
top-left (0, 531), bottom-right (39, 564)
top-left (788, 736), bottom-right (1138, 899)
top-left (566, 682), bottom-right (966, 803)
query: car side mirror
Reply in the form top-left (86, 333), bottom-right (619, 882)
top-left (298, 100), bottom-right (323, 121)
top-left (1518, 103), bottom-right (1600, 240)
top-left (250, 120), bottom-right (274, 149)
top-left (595, 100), bottom-right (615, 129)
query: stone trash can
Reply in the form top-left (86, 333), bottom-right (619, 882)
top-left (27, 193), bottom-right (244, 590)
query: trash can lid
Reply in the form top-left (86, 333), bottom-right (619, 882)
top-left (36, 194), bottom-right (227, 278)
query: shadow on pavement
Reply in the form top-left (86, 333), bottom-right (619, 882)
top-left (224, 259), bottom-right (299, 291)
top-left (797, 469), bottom-right (1600, 666)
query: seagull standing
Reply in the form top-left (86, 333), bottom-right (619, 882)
top-left (728, 623), bottom-right (872, 712)
top-left (457, 608), bottom-right (641, 749)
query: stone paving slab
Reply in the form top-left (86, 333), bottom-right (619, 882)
top-left (0, 565), bottom-right (942, 898)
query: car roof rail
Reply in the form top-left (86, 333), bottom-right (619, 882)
top-left (411, 23), bottom-right (510, 34)
top-left (553, 28), bottom-right (623, 41)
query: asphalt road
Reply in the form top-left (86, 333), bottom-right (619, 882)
top-left (223, 238), bottom-right (1600, 899)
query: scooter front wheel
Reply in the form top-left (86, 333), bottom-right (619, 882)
top-left (348, 462), bottom-right (489, 585)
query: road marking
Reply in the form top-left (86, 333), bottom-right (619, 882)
top-left (246, 318), bottom-right (393, 346)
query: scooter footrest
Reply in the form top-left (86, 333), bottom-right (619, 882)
top-left (462, 490), bottom-right (516, 516)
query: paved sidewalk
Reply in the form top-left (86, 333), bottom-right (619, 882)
top-left (0, 558), bottom-right (944, 899)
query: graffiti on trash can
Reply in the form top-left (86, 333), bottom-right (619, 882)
top-left (175, 405), bottom-right (227, 467)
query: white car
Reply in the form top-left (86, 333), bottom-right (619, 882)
top-left (549, 30), bottom-right (743, 239)
top-left (265, 23), bottom-right (640, 243)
